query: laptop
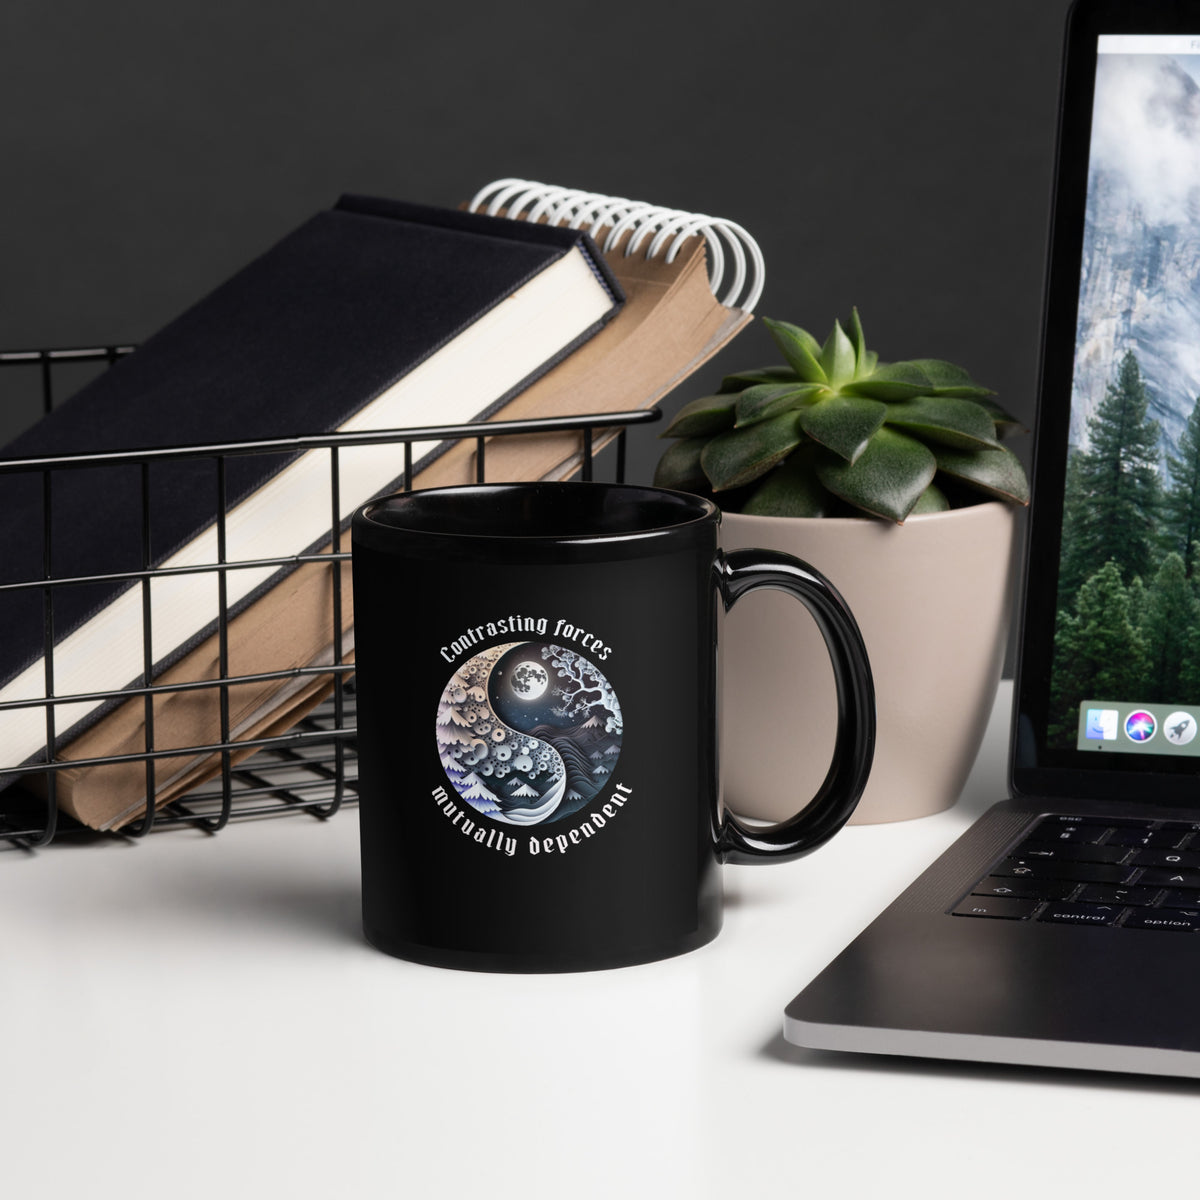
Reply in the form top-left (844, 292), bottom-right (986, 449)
top-left (784, 0), bottom-right (1200, 1079)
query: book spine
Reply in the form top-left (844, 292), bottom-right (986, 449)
top-left (335, 193), bottom-right (625, 320)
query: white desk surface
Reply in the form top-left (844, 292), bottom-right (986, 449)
top-left (3, 679), bottom-right (1196, 1200)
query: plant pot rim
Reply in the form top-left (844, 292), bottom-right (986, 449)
top-left (719, 499), bottom-right (1015, 528)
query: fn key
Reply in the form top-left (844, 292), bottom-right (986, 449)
top-left (952, 897), bottom-right (1040, 920)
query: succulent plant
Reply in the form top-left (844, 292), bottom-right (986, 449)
top-left (653, 311), bottom-right (1029, 522)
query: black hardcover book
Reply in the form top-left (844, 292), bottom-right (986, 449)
top-left (0, 194), bottom-right (623, 774)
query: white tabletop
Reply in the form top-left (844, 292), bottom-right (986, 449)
top-left (3, 679), bottom-right (1196, 1200)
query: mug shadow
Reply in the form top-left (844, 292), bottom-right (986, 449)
top-left (163, 869), bottom-right (363, 945)
top-left (243, 878), bottom-right (363, 943)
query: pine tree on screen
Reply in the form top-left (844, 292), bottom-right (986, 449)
top-left (1139, 552), bottom-right (1196, 703)
top-left (1058, 351), bottom-right (1162, 601)
top-left (1048, 560), bottom-right (1148, 743)
top-left (1163, 397), bottom-right (1200, 579)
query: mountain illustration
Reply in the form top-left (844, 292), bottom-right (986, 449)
top-left (552, 785), bottom-right (591, 821)
top-left (458, 772), bottom-right (502, 809)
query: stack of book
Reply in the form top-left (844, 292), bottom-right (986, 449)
top-left (0, 180), bottom-right (764, 831)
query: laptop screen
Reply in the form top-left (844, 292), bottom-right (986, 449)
top-left (1016, 4), bottom-right (1200, 798)
top-left (1056, 33), bottom-right (1200, 758)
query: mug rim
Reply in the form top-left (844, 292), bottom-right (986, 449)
top-left (353, 481), bottom-right (720, 546)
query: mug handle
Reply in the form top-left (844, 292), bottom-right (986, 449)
top-left (715, 548), bottom-right (876, 865)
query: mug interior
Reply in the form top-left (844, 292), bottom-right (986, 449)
top-left (357, 482), bottom-right (716, 541)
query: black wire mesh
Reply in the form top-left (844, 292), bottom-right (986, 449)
top-left (0, 345), bottom-right (659, 849)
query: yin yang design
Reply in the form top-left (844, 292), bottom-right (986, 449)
top-left (435, 642), bottom-right (623, 826)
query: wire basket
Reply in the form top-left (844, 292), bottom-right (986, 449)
top-left (0, 345), bottom-right (659, 849)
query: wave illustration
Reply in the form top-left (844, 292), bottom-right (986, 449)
top-left (495, 771), bottom-right (566, 825)
top-left (531, 726), bottom-right (606, 790)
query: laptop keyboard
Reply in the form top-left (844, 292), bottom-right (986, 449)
top-left (952, 814), bottom-right (1200, 930)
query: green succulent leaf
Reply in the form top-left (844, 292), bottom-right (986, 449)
top-left (909, 481), bottom-right (950, 514)
top-left (841, 361), bottom-right (935, 401)
top-left (740, 452), bottom-right (831, 517)
top-left (665, 311), bottom-right (1023, 518)
top-left (849, 308), bottom-right (867, 372)
top-left (819, 319), bottom-right (857, 385)
top-left (735, 382), bottom-right (827, 427)
top-left (798, 394), bottom-right (888, 463)
top-left (652, 437), bottom-right (711, 492)
top-left (661, 394), bottom-right (737, 438)
top-left (906, 358), bottom-right (995, 398)
top-left (934, 443), bottom-right (1030, 504)
top-left (719, 365), bottom-right (801, 393)
top-left (761, 318), bottom-right (828, 384)
top-left (815, 427), bottom-right (938, 522)
top-left (974, 396), bottom-right (1027, 439)
top-left (883, 395), bottom-right (1001, 451)
top-left (700, 412), bottom-right (804, 491)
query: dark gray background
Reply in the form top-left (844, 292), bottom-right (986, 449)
top-left (0, 0), bottom-right (1074, 484)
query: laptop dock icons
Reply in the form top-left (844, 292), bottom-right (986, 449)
top-left (1164, 712), bottom-right (1196, 746)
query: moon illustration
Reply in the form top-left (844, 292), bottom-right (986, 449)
top-left (511, 660), bottom-right (549, 700)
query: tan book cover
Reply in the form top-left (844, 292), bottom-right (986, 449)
top-left (36, 182), bottom-right (760, 830)
top-left (29, 554), bottom-right (353, 829)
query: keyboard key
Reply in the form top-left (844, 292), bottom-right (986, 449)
top-left (952, 897), bottom-right (1040, 920)
top-left (1107, 828), bottom-right (1190, 848)
top-left (1136, 868), bottom-right (1200, 888)
top-left (1028, 815), bottom-right (1098, 829)
top-left (1159, 889), bottom-right (1200, 910)
top-left (972, 877), bottom-right (1074, 901)
top-left (996, 860), bottom-right (1133, 884)
top-left (1076, 884), bottom-right (1159, 906)
top-left (1122, 911), bottom-right (1200, 932)
top-left (1021, 823), bottom-right (1110, 845)
top-left (1009, 844), bottom-right (1130, 865)
top-left (1078, 817), bottom-right (1157, 829)
top-left (1031, 815), bottom-right (1149, 830)
top-left (1129, 849), bottom-right (1200, 869)
top-left (1038, 902), bottom-right (1123, 926)
top-left (1156, 822), bottom-right (1200, 836)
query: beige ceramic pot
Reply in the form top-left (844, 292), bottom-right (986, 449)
top-left (719, 501), bottom-right (1018, 824)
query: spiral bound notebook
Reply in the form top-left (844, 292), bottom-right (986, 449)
top-left (38, 181), bottom-right (764, 829)
top-left (411, 178), bottom-right (764, 487)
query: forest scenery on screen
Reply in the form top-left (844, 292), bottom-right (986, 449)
top-left (1050, 49), bottom-right (1200, 746)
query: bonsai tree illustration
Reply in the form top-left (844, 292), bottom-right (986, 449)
top-left (542, 645), bottom-right (623, 735)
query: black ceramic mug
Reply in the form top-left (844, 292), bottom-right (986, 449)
top-left (351, 481), bottom-right (875, 972)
